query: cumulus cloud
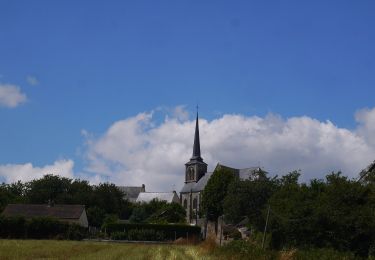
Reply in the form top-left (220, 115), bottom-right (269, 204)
top-left (0, 159), bottom-right (75, 184)
top-left (82, 107), bottom-right (375, 191)
top-left (26, 75), bottom-right (39, 86)
top-left (0, 83), bottom-right (27, 108)
top-left (355, 107), bottom-right (375, 147)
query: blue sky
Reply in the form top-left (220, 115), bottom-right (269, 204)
top-left (1, 1), bottom-right (375, 187)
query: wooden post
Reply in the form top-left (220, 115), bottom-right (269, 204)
top-left (219, 216), bottom-right (223, 246)
top-left (262, 205), bottom-right (271, 249)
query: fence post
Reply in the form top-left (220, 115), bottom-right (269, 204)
top-left (262, 205), bottom-right (271, 249)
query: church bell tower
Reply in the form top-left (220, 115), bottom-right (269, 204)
top-left (185, 112), bottom-right (207, 183)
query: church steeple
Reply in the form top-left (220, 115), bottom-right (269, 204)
top-left (185, 109), bottom-right (207, 184)
top-left (191, 112), bottom-right (202, 161)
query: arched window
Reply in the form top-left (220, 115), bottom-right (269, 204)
top-left (183, 199), bottom-right (187, 209)
top-left (193, 198), bottom-right (197, 209)
top-left (188, 167), bottom-right (195, 180)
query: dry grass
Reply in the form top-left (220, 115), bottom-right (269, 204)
top-left (0, 239), bottom-right (215, 260)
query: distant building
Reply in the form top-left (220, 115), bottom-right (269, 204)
top-left (2, 204), bottom-right (88, 227)
top-left (136, 191), bottom-right (179, 204)
top-left (180, 112), bottom-right (266, 224)
top-left (118, 184), bottom-right (146, 202)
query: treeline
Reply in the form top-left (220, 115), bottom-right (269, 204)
top-left (201, 168), bottom-right (375, 257)
top-left (0, 175), bottom-right (185, 227)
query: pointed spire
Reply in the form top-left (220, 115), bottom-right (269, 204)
top-left (191, 110), bottom-right (202, 161)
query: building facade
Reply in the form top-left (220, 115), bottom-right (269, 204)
top-left (180, 113), bottom-right (266, 225)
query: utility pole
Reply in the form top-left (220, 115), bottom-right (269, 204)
top-left (262, 205), bottom-right (271, 249)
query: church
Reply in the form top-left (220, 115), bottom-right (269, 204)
top-left (180, 113), bottom-right (265, 225)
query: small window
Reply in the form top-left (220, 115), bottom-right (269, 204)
top-left (183, 199), bottom-right (187, 209)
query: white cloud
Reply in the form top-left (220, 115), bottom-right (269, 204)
top-left (1, 107), bottom-right (374, 191)
top-left (355, 107), bottom-right (375, 147)
top-left (0, 159), bottom-right (74, 184)
top-left (26, 75), bottom-right (39, 86)
top-left (171, 105), bottom-right (190, 121)
top-left (82, 107), bottom-right (375, 191)
top-left (0, 83), bottom-right (27, 108)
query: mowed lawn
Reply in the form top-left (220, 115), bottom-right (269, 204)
top-left (0, 240), bottom-right (214, 260)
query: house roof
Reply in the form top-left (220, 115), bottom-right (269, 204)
top-left (136, 192), bottom-right (178, 203)
top-left (2, 204), bottom-right (85, 220)
top-left (118, 186), bottom-right (145, 201)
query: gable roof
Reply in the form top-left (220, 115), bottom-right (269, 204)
top-left (2, 204), bottom-right (85, 220)
top-left (118, 185), bottom-right (145, 201)
top-left (136, 192), bottom-right (178, 203)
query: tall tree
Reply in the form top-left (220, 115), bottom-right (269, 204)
top-left (201, 168), bottom-right (235, 221)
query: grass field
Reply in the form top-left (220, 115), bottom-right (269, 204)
top-left (0, 239), bottom-right (360, 259)
top-left (0, 240), bottom-right (215, 260)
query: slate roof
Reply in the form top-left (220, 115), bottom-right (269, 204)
top-left (180, 172), bottom-right (213, 193)
top-left (136, 192), bottom-right (178, 203)
top-left (2, 204), bottom-right (85, 220)
top-left (118, 185), bottom-right (145, 202)
top-left (180, 163), bottom-right (266, 193)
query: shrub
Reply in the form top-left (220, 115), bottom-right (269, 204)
top-left (294, 248), bottom-right (357, 260)
top-left (111, 231), bottom-right (127, 240)
top-left (127, 229), bottom-right (165, 241)
top-left (27, 217), bottom-right (65, 239)
top-left (0, 216), bottom-right (86, 240)
top-left (0, 215), bottom-right (26, 238)
top-left (104, 223), bottom-right (200, 241)
top-left (65, 224), bottom-right (86, 240)
top-left (216, 240), bottom-right (275, 260)
top-left (228, 229), bottom-right (242, 240)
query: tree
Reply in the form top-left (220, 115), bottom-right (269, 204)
top-left (148, 203), bottom-right (186, 224)
top-left (201, 168), bottom-right (235, 221)
top-left (223, 175), bottom-right (275, 226)
top-left (25, 175), bottom-right (72, 204)
top-left (91, 182), bottom-right (133, 220)
top-left (86, 206), bottom-right (106, 227)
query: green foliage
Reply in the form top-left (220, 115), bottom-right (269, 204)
top-left (224, 175), bottom-right (276, 226)
top-left (0, 181), bottom-right (27, 212)
top-left (86, 206), bottom-right (106, 227)
top-left (294, 248), bottom-right (357, 260)
top-left (266, 171), bottom-right (375, 257)
top-left (110, 231), bottom-right (128, 240)
top-left (148, 202), bottom-right (186, 224)
top-left (104, 223), bottom-right (200, 241)
top-left (0, 215), bottom-right (86, 240)
top-left (201, 167), bottom-right (236, 220)
top-left (129, 200), bottom-right (186, 224)
top-left (214, 240), bottom-right (275, 260)
top-left (0, 215), bottom-right (27, 238)
top-left (25, 175), bottom-right (73, 204)
top-left (27, 217), bottom-right (65, 239)
top-left (0, 175), bottom-right (132, 227)
top-left (129, 206), bottom-right (148, 223)
top-left (102, 214), bottom-right (119, 228)
top-left (92, 183), bottom-right (125, 215)
top-left (127, 229), bottom-right (166, 241)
